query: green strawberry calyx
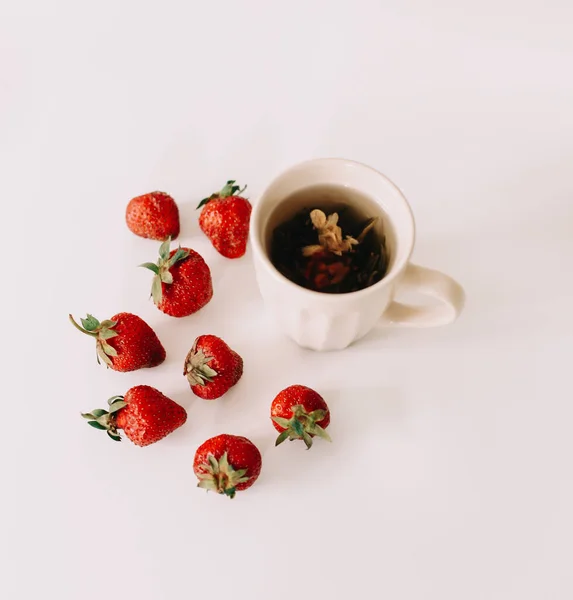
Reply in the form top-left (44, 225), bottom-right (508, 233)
top-left (272, 404), bottom-right (332, 450)
top-left (140, 236), bottom-right (189, 305)
top-left (69, 313), bottom-right (120, 367)
top-left (197, 180), bottom-right (247, 209)
top-left (196, 452), bottom-right (250, 499)
top-left (81, 395), bottom-right (127, 442)
top-left (183, 340), bottom-right (218, 386)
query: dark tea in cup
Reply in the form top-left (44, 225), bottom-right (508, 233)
top-left (269, 184), bottom-right (389, 294)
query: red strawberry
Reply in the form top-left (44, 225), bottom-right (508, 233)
top-left (193, 434), bottom-right (262, 499)
top-left (69, 312), bottom-right (166, 371)
top-left (126, 191), bottom-right (180, 241)
top-left (270, 384), bottom-right (331, 449)
top-left (141, 237), bottom-right (213, 317)
top-left (197, 180), bottom-right (252, 258)
top-left (183, 335), bottom-right (243, 400)
top-left (82, 385), bottom-right (187, 446)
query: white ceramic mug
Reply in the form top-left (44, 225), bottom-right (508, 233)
top-left (250, 158), bottom-right (465, 351)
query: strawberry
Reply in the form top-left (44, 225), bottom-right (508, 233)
top-left (183, 335), bottom-right (243, 400)
top-left (141, 237), bottom-right (213, 317)
top-left (197, 180), bottom-right (252, 258)
top-left (126, 191), bottom-right (180, 241)
top-left (82, 385), bottom-right (187, 446)
top-left (69, 312), bottom-right (166, 371)
top-left (270, 384), bottom-right (331, 449)
top-left (193, 434), bottom-right (262, 499)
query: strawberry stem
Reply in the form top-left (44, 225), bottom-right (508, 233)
top-left (197, 181), bottom-right (247, 208)
top-left (273, 404), bottom-right (331, 449)
top-left (68, 314), bottom-right (98, 337)
top-left (221, 182), bottom-right (246, 197)
top-left (141, 237), bottom-right (190, 306)
top-left (196, 452), bottom-right (250, 499)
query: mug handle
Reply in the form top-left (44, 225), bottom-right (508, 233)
top-left (382, 263), bottom-right (465, 327)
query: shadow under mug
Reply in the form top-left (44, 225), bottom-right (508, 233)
top-left (250, 158), bottom-right (465, 351)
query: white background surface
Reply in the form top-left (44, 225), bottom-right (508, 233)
top-left (2, 1), bottom-right (573, 598)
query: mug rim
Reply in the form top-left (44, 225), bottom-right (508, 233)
top-left (250, 157), bottom-right (416, 301)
